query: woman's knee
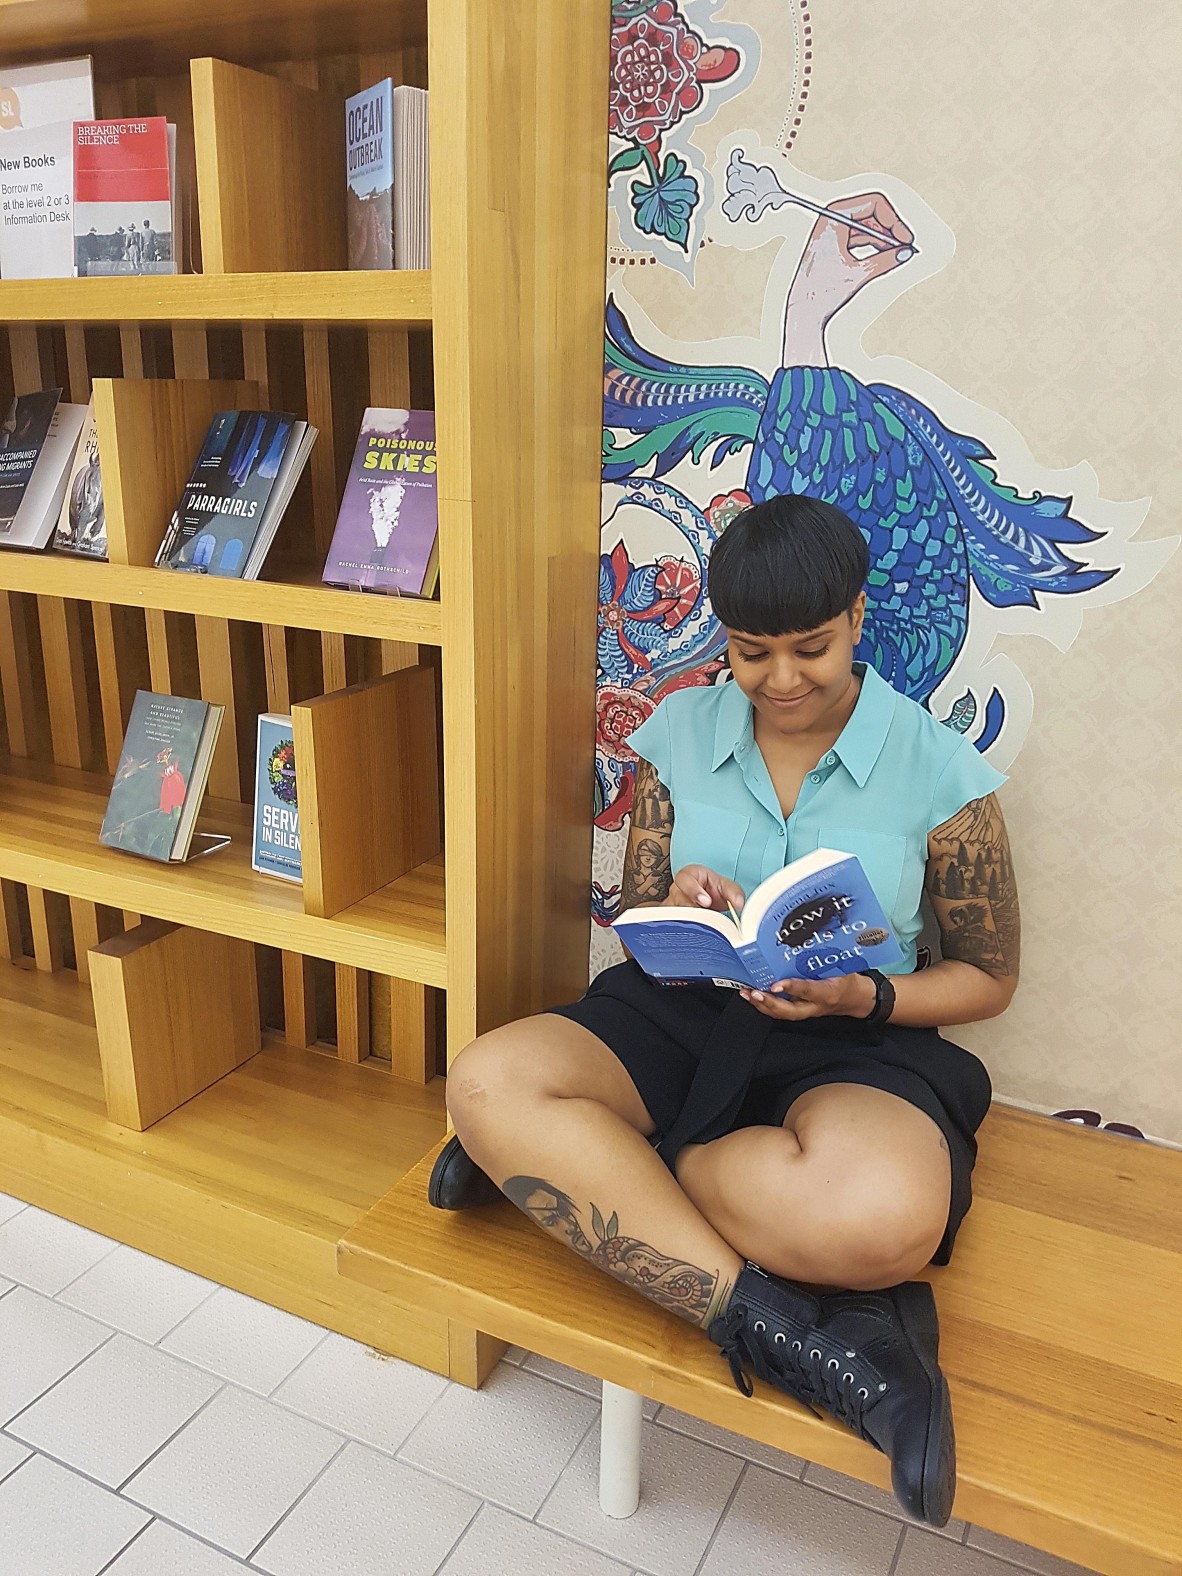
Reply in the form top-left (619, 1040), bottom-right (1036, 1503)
top-left (445, 1025), bottom-right (551, 1135)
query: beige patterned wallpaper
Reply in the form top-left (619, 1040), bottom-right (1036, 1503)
top-left (597, 0), bottom-right (1182, 1141)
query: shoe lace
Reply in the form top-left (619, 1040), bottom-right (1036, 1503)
top-left (714, 1302), bottom-right (874, 1440)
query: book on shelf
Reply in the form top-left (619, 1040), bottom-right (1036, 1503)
top-left (252, 714), bottom-right (301, 882)
top-left (156, 409), bottom-right (317, 580)
top-left (322, 408), bottom-right (439, 596)
top-left (611, 849), bottom-right (903, 990)
top-left (0, 389), bottom-right (88, 550)
top-left (0, 58), bottom-right (94, 133)
top-left (100, 691), bottom-right (228, 864)
top-left (52, 396), bottom-right (106, 559)
top-left (345, 79), bottom-right (430, 270)
top-left (73, 117), bottom-right (178, 277)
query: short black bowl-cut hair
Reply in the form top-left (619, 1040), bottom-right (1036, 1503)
top-left (706, 494), bottom-right (869, 636)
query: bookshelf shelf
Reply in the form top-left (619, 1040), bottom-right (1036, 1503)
top-left (0, 554), bottom-right (444, 643)
top-left (0, 0), bottom-right (607, 1385)
top-left (0, 965), bottom-right (448, 1360)
top-left (0, 270), bottom-right (432, 327)
top-left (0, 757), bottom-right (447, 983)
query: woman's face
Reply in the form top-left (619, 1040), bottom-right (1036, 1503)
top-left (726, 593), bottom-right (866, 734)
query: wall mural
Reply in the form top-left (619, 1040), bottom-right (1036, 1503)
top-left (594, 1), bottom-right (1176, 1139)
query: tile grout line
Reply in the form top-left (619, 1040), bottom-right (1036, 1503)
top-left (688, 1458), bottom-right (749, 1576)
top-left (426, 1494), bottom-right (487, 1576)
top-left (2, 1326), bottom-right (116, 1435)
top-left (92, 1517), bottom-right (157, 1576)
top-left (243, 1435), bottom-right (352, 1564)
top-left (47, 1236), bottom-right (125, 1298)
top-left (530, 1406), bottom-right (604, 1523)
top-left (114, 1382), bottom-right (228, 1495)
top-left (886, 1521), bottom-right (908, 1574)
top-left (261, 1325), bottom-right (332, 1398)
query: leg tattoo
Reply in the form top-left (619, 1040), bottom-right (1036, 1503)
top-left (502, 1175), bottom-right (733, 1327)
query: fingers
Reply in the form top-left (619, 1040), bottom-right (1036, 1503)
top-left (827, 190), bottom-right (913, 246)
top-left (738, 986), bottom-right (818, 1020)
top-left (674, 867), bottom-right (745, 911)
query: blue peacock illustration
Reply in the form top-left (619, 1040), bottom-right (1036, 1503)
top-left (592, 151), bottom-right (1119, 925)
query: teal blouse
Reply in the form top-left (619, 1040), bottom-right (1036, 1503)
top-left (626, 663), bottom-right (1007, 974)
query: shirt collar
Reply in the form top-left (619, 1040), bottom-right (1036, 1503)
top-left (711, 662), bottom-right (896, 787)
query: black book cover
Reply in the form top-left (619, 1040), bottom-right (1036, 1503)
top-left (0, 389), bottom-right (61, 534)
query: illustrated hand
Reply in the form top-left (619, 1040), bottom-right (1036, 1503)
top-left (666, 865), bottom-right (745, 915)
top-left (739, 972), bottom-right (876, 1021)
top-left (786, 190), bottom-right (915, 325)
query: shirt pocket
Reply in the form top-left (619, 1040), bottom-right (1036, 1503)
top-left (670, 799), bottom-right (751, 884)
top-left (817, 827), bottom-right (909, 922)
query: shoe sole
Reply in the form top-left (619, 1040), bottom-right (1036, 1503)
top-left (427, 1136), bottom-right (462, 1209)
top-left (894, 1281), bottom-right (957, 1527)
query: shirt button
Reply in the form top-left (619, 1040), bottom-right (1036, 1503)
top-left (809, 773), bottom-right (821, 783)
top-left (777, 826), bottom-right (785, 837)
top-left (824, 753), bottom-right (836, 766)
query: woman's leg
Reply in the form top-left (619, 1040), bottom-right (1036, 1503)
top-left (447, 1016), bottom-right (744, 1329)
top-left (675, 1083), bottom-right (951, 1290)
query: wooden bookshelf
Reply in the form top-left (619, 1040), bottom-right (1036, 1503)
top-left (0, 270), bottom-right (432, 326)
top-left (0, 0), bottom-right (608, 1383)
top-left (0, 554), bottom-right (445, 642)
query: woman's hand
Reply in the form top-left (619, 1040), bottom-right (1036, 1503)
top-left (739, 972), bottom-right (877, 1021)
top-left (666, 865), bottom-right (745, 914)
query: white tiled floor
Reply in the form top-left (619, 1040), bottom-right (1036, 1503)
top-left (0, 1190), bottom-right (1097, 1576)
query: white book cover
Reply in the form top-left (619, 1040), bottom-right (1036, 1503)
top-left (0, 58), bottom-right (94, 133)
top-left (0, 401), bottom-right (88, 549)
top-left (0, 120), bottom-right (76, 278)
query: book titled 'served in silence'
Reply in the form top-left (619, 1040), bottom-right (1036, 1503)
top-left (53, 396), bottom-right (106, 558)
top-left (73, 117), bottom-right (176, 276)
top-left (611, 849), bottom-right (903, 989)
top-left (252, 714), bottom-right (301, 883)
top-left (100, 691), bottom-right (227, 863)
top-left (322, 408), bottom-right (438, 596)
top-left (156, 410), bottom-right (317, 580)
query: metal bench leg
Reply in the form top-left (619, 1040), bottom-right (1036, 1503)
top-left (599, 1380), bottom-right (643, 1518)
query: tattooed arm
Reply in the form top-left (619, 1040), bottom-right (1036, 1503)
top-left (885, 794), bottom-right (1021, 1028)
top-left (619, 758), bottom-right (675, 912)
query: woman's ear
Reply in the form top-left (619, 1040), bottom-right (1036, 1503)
top-left (848, 591), bottom-right (868, 645)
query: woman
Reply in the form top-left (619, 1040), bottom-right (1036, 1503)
top-left (433, 494), bottom-right (1019, 1528)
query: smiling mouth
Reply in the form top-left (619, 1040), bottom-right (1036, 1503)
top-left (762, 690), bottom-right (813, 706)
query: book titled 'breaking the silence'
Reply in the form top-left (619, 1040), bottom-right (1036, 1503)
top-left (73, 117), bottom-right (175, 276)
top-left (611, 849), bottom-right (903, 989)
top-left (100, 691), bottom-right (226, 863)
top-left (322, 408), bottom-right (439, 596)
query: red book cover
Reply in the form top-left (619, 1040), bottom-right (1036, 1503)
top-left (73, 118), bottom-right (175, 275)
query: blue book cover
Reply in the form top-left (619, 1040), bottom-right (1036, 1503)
top-left (252, 713), bottom-right (301, 882)
top-left (611, 848), bottom-right (902, 989)
top-left (346, 78), bottom-right (393, 269)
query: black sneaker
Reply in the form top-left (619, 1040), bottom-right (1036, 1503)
top-left (708, 1262), bottom-right (956, 1527)
top-left (427, 1133), bottom-right (502, 1210)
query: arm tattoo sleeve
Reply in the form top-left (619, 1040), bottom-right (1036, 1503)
top-left (619, 759), bottom-right (674, 912)
top-left (926, 794), bottom-right (1021, 979)
top-left (502, 1174), bottom-right (734, 1328)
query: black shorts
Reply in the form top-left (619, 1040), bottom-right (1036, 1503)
top-left (546, 960), bottom-right (993, 1267)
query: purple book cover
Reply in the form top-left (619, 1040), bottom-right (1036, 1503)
top-left (323, 408), bottom-right (439, 596)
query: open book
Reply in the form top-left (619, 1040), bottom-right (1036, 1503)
top-left (611, 848), bottom-right (903, 990)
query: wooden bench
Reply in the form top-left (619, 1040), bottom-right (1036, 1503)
top-left (338, 1103), bottom-right (1182, 1575)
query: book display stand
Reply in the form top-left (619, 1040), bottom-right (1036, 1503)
top-left (0, 0), bottom-right (608, 1383)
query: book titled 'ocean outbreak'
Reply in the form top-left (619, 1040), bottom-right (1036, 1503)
top-left (611, 849), bottom-right (902, 990)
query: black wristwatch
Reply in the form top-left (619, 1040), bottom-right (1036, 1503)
top-left (858, 968), bottom-right (896, 1025)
